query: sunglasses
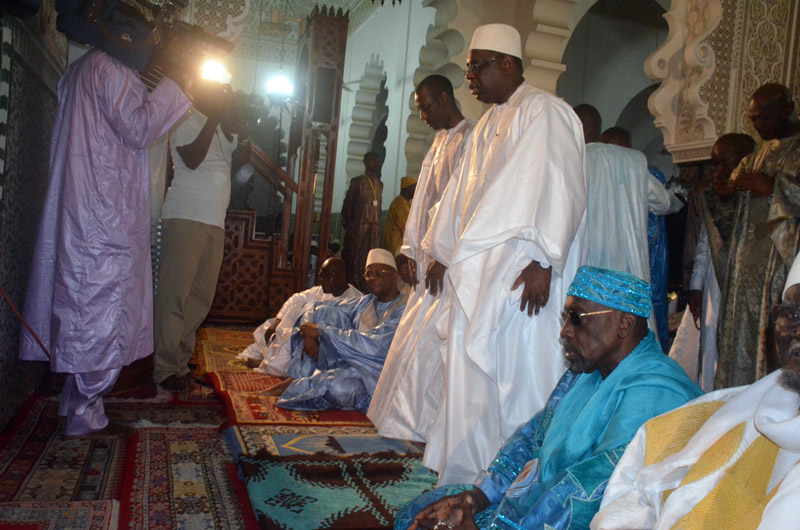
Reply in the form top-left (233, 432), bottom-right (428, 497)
top-left (561, 309), bottom-right (613, 326)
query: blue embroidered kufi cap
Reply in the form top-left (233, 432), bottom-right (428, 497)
top-left (567, 266), bottom-right (651, 318)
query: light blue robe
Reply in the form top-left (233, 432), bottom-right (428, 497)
top-left (277, 292), bottom-right (408, 412)
top-left (395, 331), bottom-right (702, 530)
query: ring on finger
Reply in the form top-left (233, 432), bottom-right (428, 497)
top-left (433, 522), bottom-right (455, 530)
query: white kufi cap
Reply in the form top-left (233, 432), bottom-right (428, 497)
top-left (783, 250), bottom-right (800, 299)
top-left (469, 23), bottom-right (522, 59)
top-left (366, 248), bottom-right (397, 270)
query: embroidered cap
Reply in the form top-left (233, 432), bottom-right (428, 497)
top-left (784, 250), bottom-right (800, 298)
top-left (469, 24), bottom-right (522, 59)
top-left (567, 266), bottom-right (651, 318)
top-left (366, 248), bottom-right (397, 271)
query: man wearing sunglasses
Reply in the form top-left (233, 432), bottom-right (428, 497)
top-left (395, 266), bottom-right (701, 530)
top-left (594, 251), bottom-right (800, 529)
top-left (419, 23), bottom-right (587, 486)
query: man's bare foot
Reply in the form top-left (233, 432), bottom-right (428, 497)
top-left (261, 379), bottom-right (293, 397)
top-left (245, 358), bottom-right (262, 369)
top-left (64, 422), bottom-right (133, 440)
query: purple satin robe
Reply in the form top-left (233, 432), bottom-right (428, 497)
top-left (19, 49), bottom-right (192, 374)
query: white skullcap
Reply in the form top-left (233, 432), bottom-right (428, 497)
top-left (366, 248), bottom-right (397, 270)
top-left (783, 250), bottom-right (800, 299)
top-left (469, 23), bottom-right (522, 59)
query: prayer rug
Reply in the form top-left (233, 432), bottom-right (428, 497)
top-left (209, 371), bottom-right (286, 393)
top-left (218, 391), bottom-right (372, 427)
top-left (0, 397), bottom-right (125, 502)
top-left (224, 425), bottom-right (422, 459)
top-left (196, 327), bottom-right (255, 373)
top-left (0, 500), bottom-right (119, 529)
top-left (240, 451), bottom-right (438, 530)
top-left (105, 399), bottom-right (226, 428)
top-left (118, 427), bottom-right (258, 530)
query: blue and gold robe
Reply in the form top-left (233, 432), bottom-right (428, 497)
top-left (395, 331), bottom-right (702, 530)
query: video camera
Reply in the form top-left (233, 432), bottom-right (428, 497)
top-left (55, 0), bottom-right (234, 75)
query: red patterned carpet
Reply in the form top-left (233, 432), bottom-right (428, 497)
top-left (0, 325), bottom-right (422, 529)
top-left (119, 427), bottom-right (258, 530)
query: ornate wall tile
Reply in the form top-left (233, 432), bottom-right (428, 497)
top-left (0, 17), bottom-right (61, 429)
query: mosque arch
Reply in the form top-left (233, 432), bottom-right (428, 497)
top-left (404, 0), bottom-right (464, 178)
top-left (526, 0), bottom-right (722, 162)
top-left (344, 54), bottom-right (388, 180)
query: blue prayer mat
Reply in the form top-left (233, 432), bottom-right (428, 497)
top-left (240, 451), bottom-right (437, 530)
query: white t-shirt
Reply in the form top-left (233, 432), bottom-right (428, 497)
top-left (161, 110), bottom-right (237, 228)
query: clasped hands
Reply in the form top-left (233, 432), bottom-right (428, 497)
top-left (729, 170), bottom-right (774, 197)
top-left (299, 323), bottom-right (320, 361)
top-left (408, 490), bottom-right (489, 530)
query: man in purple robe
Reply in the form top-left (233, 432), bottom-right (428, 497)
top-left (19, 48), bottom-right (193, 438)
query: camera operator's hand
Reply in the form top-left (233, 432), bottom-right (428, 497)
top-left (190, 80), bottom-right (233, 121)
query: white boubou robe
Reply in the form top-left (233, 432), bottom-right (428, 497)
top-left (592, 369), bottom-right (800, 529)
top-left (420, 84), bottom-right (587, 485)
top-left (368, 118), bottom-right (476, 441)
top-left (585, 143), bottom-right (682, 286)
top-left (669, 225), bottom-right (721, 392)
top-left (238, 284), bottom-right (362, 376)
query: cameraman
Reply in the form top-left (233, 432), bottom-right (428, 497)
top-left (153, 80), bottom-right (250, 391)
top-left (19, 47), bottom-right (193, 439)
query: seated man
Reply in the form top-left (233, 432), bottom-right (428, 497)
top-left (591, 254), bottom-right (800, 529)
top-left (396, 267), bottom-right (702, 530)
top-left (238, 257), bottom-right (361, 375)
top-left (275, 249), bottom-right (409, 412)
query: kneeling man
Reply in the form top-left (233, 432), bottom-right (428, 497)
top-left (592, 253), bottom-right (800, 529)
top-left (239, 257), bottom-right (361, 375)
top-left (276, 249), bottom-right (408, 412)
top-left (397, 267), bottom-right (702, 530)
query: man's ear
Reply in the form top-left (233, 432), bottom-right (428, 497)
top-left (617, 312), bottom-right (636, 338)
top-left (499, 55), bottom-right (515, 75)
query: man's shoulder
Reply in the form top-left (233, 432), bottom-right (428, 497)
top-left (512, 84), bottom-right (572, 113)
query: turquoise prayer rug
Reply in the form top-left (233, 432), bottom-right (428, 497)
top-left (240, 451), bottom-right (438, 530)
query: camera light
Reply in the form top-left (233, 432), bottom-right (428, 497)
top-left (201, 60), bottom-right (232, 84)
top-left (266, 74), bottom-right (293, 96)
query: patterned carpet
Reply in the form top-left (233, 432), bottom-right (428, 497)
top-left (240, 451), bottom-right (437, 530)
top-left (0, 500), bottom-right (120, 529)
top-left (224, 424), bottom-right (422, 459)
top-left (0, 397), bottom-right (125, 502)
top-left (197, 328), bottom-right (256, 373)
top-left (119, 427), bottom-right (258, 530)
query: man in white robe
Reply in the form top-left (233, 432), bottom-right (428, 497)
top-left (420, 24), bottom-right (587, 485)
top-left (576, 109), bottom-right (682, 287)
top-left (591, 251), bottom-right (800, 530)
top-left (239, 257), bottom-right (360, 376)
top-left (368, 75), bottom-right (475, 442)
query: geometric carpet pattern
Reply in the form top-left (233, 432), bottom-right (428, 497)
top-left (119, 427), bottom-right (258, 530)
top-left (0, 500), bottom-right (120, 530)
top-left (224, 424), bottom-right (423, 459)
top-left (240, 451), bottom-right (438, 530)
top-left (0, 397), bottom-right (124, 502)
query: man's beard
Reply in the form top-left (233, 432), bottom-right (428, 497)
top-left (568, 358), bottom-right (591, 373)
top-left (779, 369), bottom-right (800, 394)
